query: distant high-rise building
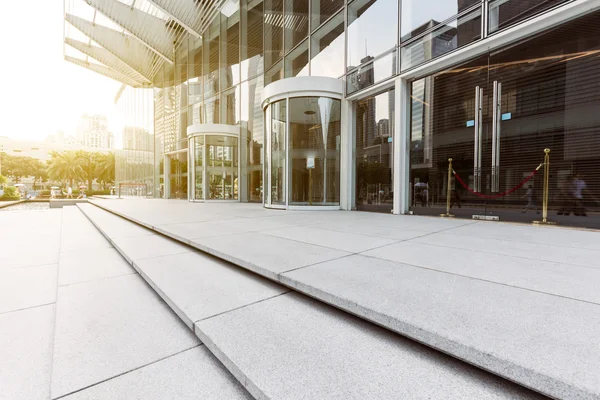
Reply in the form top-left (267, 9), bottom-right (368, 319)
top-left (76, 114), bottom-right (114, 149)
top-left (122, 126), bottom-right (153, 151)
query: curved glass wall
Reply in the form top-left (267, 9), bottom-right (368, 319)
top-left (264, 96), bottom-right (341, 208)
top-left (189, 134), bottom-right (240, 201)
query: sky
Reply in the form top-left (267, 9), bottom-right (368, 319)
top-left (0, 1), bottom-right (121, 141)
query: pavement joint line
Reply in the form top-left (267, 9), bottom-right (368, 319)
top-left (0, 262), bottom-right (59, 272)
top-left (277, 253), bottom-right (357, 275)
top-left (50, 344), bottom-right (203, 400)
top-left (405, 238), bottom-right (600, 271)
top-left (57, 271), bottom-right (137, 288)
top-left (194, 291), bottom-right (292, 324)
top-left (356, 252), bottom-right (600, 306)
top-left (0, 302), bottom-right (55, 317)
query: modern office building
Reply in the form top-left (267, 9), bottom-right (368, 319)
top-left (76, 114), bottom-right (115, 149)
top-left (64, 0), bottom-right (600, 228)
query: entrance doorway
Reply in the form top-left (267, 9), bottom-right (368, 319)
top-left (354, 89), bottom-right (395, 213)
top-left (166, 151), bottom-right (188, 199)
top-left (409, 11), bottom-right (600, 228)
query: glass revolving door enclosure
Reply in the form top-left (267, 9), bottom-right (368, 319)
top-left (188, 124), bottom-right (241, 201)
top-left (262, 77), bottom-right (343, 209)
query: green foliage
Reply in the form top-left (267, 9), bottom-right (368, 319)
top-left (0, 174), bottom-right (7, 185)
top-left (0, 186), bottom-right (20, 201)
top-left (1, 154), bottom-right (40, 183)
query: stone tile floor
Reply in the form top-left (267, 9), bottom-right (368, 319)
top-left (87, 198), bottom-right (600, 400)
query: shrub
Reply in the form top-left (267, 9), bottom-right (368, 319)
top-left (0, 186), bottom-right (21, 201)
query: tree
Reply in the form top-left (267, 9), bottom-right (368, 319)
top-left (1, 154), bottom-right (38, 183)
top-left (76, 151), bottom-right (101, 190)
top-left (29, 159), bottom-right (47, 190)
top-left (95, 152), bottom-right (115, 190)
top-left (47, 151), bottom-right (83, 187)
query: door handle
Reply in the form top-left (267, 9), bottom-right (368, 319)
top-left (491, 81), bottom-right (502, 192)
top-left (473, 86), bottom-right (483, 192)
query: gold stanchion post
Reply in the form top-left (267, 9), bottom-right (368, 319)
top-left (441, 158), bottom-right (454, 218)
top-left (534, 148), bottom-right (555, 225)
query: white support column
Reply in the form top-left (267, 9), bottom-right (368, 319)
top-left (394, 77), bottom-right (411, 215)
top-left (339, 98), bottom-right (353, 211)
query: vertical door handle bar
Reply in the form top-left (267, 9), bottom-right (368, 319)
top-left (495, 82), bottom-right (502, 193)
top-left (491, 81), bottom-right (498, 192)
top-left (473, 86), bottom-right (481, 192)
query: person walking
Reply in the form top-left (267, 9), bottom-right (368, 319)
top-left (66, 185), bottom-right (73, 199)
top-left (521, 185), bottom-right (539, 213)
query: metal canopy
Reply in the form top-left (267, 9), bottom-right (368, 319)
top-left (64, 0), bottom-right (231, 88)
top-left (65, 56), bottom-right (146, 87)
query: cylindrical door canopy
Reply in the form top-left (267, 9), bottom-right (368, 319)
top-left (262, 77), bottom-right (344, 210)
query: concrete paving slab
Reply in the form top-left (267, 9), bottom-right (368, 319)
top-left (58, 247), bottom-right (134, 286)
top-left (155, 220), bottom-right (250, 242)
top-left (0, 234), bottom-right (61, 270)
top-left (414, 232), bottom-right (600, 269)
top-left (261, 226), bottom-right (398, 252)
top-left (0, 304), bottom-right (55, 400)
top-left (51, 274), bottom-right (199, 399)
top-left (77, 203), bottom-right (154, 239)
top-left (448, 221), bottom-right (600, 250)
top-left (280, 255), bottom-right (600, 400)
top-left (363, 241), bottom-right (600, 304)
top-left (60, 346), bottom-right (251, 400)
top-left (191, 232), bottom-right (350, 279)
top-left (111, 234), bottom-right (192, 264)
top-left (134, 252), bottom-right (288, 328)
top-left (0, 264), bottom-right (57, 314)
top-left (196, 292), bottom-right (544, 400)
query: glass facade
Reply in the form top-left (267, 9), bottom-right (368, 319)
top-left (103, 0), bottom-right (598, 228)
top-left (409, 10), bottom-right (600, 228)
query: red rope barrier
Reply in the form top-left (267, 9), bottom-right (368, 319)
top-left (452, 164), bottom-right (543, 199)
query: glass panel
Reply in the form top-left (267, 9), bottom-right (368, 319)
top-left (347, 0), bottom-right (398, 69)
top-left (265, 0), bottom-right (284, 69)
top-left (206, 135), bottom-right (239, 200)
top-left (203, 96), bottom-right (220, 124)
top-left (194, 136), bottom-right (204, 200)
top-left (241, 77), bottom-right (264, 202)
top-left (355, 89), bottom-right (395, 212)
top-left (285, 40), bottom-right (309, 77)
top-left (285, 0), bottom-right (309, 51)
top-left (310, 11), bottom-right (344, 78)
top-left (346, 51), bottom-right (396, 94)
top-left (488, 0), bottom-right (570, 34)
top-left (311, 0), bottom-right (343, 30)
top-left (222, 5), bottom-right (241, 88)
top-left (289, 97), bottom-right (341, 205)
top-left (270, 100), bottom-right (287, 204)
top-left (168, 152), bottom-right (188, 199)
top-left (241, 0), bottom-right (264, 81)
top-left (401, 0), bottom-right (480, 42)
top-left (188, 36), bottom-right (202, 81)
top-left (265, 61), bottom-right (284, 85)
top-left (222, 87), bottom-right (241, 125)
top-left (401, 9), bottom-right (481, 71)
top-left (204, 20), bottom-right (220, 98)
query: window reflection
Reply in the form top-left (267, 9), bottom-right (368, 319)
top-left (241, 77), bottom-right (264, 202)
top-left (401, 0), bottom-right (480, 42)
top-left (265, 0), bottom-right (284, 69)
top-left (241, 0), bottom-right (264, 81)
top-left (204, 20), bottom-right (220, 98)
top-left (347, 51), bottom-right (396, 94)
top-left (310, 11), bottom-right (344, 78)
top-left (488, 0), bottom-right (570, 33)
top-left (265, 61), bottom-right (284, 85)
top-left (222, 5), bottom-right (241, 88)
top-left (401, 9), bottom-right (481, 71)
top-left (285, 40), bottom-right (309, 77)
top-left (270, 100), bottom-right (287, 204)
top-left (285, 0), bottom-right (309, 50)
top-left (311, 0), bottom-right (344, 30)
top-left (347, 0), bottom-right (398, 69)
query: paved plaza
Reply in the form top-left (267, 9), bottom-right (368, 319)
top-left (1, 200), bottom-right (599, 399)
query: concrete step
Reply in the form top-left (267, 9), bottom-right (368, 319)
top-left (78, 202), bottom-right (547, 400)
top-left (51, 206), bottom-right (252, 399)
top-left (84, 199), bottom-right (600, 400)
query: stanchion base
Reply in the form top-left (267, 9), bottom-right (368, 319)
top-left (440, 213), bottom-right (455, 218)
top-left (533, 220), bottom-right (556, 225)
